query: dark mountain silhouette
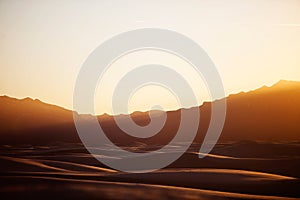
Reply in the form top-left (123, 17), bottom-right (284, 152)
top-left (217, 80), bottom-right (300, 142)
top-left (0, 96), bottom-right (73, 131)
top-left (0, 80), bottom-right (299, 145)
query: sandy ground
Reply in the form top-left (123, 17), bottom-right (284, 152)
top-left (0, 142), bottom-right (300, 200)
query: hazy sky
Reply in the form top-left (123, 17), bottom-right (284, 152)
top-left (0, 0), bottom-right (300, 114)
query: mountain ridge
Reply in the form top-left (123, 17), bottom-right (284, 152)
top-left (2, 79), bottom-right (299, 116)
top-left (1, 79), bottom-right (300, 145)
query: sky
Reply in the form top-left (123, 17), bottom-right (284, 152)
top-left (0, 0), bottom-right (300, 114)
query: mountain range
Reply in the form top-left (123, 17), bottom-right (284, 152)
top-left (0, 80), bottom-right (299, 145)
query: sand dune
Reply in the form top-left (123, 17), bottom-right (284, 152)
top-left (1, 142), bottom-right (300, 199)
top-left (1, 175), bottom-right (298, 200)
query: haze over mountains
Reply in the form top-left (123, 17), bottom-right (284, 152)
top-left (0, 80), bottom-right (299, 145)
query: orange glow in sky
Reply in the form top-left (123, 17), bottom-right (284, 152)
top-left (0, 1), bottom-right (300, 114)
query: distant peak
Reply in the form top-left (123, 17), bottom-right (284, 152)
top-left (278, 79), bottom-right (288, 82)
top-left (22, 97), bottom-right (33, 101)
top-left (272, 79), bottom-right (300, 88)
top-left (19, 97), bottom-right (43, 104)
top-left (276, 79), bottom-right (298, 84)
top-left (100, 113), bottom-right (112, 118)
top-left (1, 95), bottom-right (10, 99)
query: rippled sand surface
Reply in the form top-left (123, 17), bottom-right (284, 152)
top-left (1, 142), bottom-right (300, 200)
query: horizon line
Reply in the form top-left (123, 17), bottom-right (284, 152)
top-left (1, 79), bottom-right (299, 116)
